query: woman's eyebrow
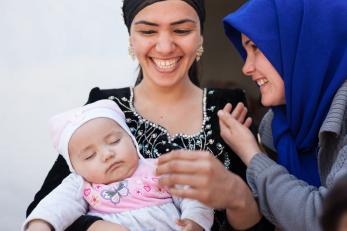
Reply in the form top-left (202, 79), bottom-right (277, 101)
top-left (134, 20), bottom-right (159, 26)
top-left (170, 19), bottom-right (196, 26)
top-left (134, 19), bottom-right (196, 27)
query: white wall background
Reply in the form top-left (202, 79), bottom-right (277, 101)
top-left (0, 1), bottom-right (137, 230)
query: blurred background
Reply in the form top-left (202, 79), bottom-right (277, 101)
top-left (0, 0), bottom-right (263, 230)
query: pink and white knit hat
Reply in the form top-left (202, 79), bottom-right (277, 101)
top-left (49, 99), bottom-right (143, 172)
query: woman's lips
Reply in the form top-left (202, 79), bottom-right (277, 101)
top-left (151, 57), bottom-right (181, 72)
top-left (255, 78), bottom-right (269, 87)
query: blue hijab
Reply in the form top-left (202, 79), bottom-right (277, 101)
top-left (223, 0), bottom-right (347, 186)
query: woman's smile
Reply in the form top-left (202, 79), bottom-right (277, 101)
top-left (151, 57), bottom-right (182, 73)
top-left (255, 77), bottom-right (269, 87)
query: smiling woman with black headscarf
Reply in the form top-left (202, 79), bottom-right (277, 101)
top-left (25, 1), bottom-right (273, 230)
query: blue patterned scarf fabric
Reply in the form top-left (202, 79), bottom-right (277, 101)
top-left (223, 0), bottom-right (347, 186)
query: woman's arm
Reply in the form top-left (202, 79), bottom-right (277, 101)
top-left (245, 153), bottom-right (328, 230)
top-left (217, 106), bottom-right (347, 230)
top-left (224, 173), bottom-right (262, 229)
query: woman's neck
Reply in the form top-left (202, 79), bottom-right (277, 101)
top-left (134, 78), bottom-right (201, 105)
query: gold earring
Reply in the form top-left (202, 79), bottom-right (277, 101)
top-left (128, 45), bottom-right (135, 60)
top-left (196, 45), bottom-right (204, 62)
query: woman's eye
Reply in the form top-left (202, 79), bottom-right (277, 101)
top-left (250, 44), bottom-right (258, 51)
top-left (139, 30), bottom-right (156, 35)
top-left (174, 29), bottom-right (191, 35)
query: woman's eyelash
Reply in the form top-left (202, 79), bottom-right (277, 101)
top-left (138, 29), bottom-right (192, 35)
top-left (251, 44), bottom-right (258, 50)
top-left (174, 29), bottom-right (192, 34)
top-left (139, 30), bottom-right (156, 35)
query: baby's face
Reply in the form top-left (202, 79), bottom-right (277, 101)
top-left (68, 118), bottom-right (139, 184)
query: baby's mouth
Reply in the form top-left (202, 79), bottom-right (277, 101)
top-left (106, 161), bottom-right (121, 173)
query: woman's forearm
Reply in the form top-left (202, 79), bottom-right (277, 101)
top-left (225, 174), bottom-right (262, 230)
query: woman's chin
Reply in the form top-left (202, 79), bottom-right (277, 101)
top-left (260, 98), bottom-right (271, 107)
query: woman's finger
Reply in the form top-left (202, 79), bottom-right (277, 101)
top-left (244, 117), bottom-right (253, 128)
top-left (168, 187), bottom-right (204, 202)
top-left (222, 103), bottom-right (232, 113)
top-left (220, 111), bottom-right (241, 130)
top-left (230, 102), bottom-right (244, 119)
top-left (156, 158), bottom-right (210, 175)
top-left (159, 174), bottom-right (208, 188)
top-left (157, 150), bottom-right (208, 165)
top-left (218, 110), bottom-right (237, 130)
top-left (238, 106), bottom-right (248, 123)
top-left (218, 110), bottom-right (230, 128)
top-left (219, 117), bottom-right (234, 144)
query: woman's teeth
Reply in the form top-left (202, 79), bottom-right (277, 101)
top-left (257, 78), bottom-right (269, 87)
top-left (153, 58), bottom-right (179, 70)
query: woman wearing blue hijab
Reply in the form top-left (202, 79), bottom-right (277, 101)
top-left (220, 0), bottom-right (347, 230)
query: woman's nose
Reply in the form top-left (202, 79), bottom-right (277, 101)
top-left (242, 56), bottom-right (255, 76)
top-left (155, 32), bottom-right (175, 54)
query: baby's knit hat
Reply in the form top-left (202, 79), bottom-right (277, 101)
top-left (49, 99), bottom-right (142, 172)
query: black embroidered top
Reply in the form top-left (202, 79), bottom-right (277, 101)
top-left (26, 87), bottom-right (273, 231)
top-left (88, 87), bottom-right (247, 178)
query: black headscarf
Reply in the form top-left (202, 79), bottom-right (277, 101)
top-left (122, 0), bottom-right (205, 33)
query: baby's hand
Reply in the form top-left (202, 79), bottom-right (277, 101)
top-left (25, 219), bottom-right (52, 231)
top-left (176, 219), bottom-right (203, 231)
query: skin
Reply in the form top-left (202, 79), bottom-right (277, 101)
top-left (68, 118), bottom-right (138, 184)
top-left (88, 2), bottom-right (260, 230)
top-left (242, 34), bottom-right (285, 107)
top-left (217, 34), bottom-right (286, 166)
top-left (156, 103), bottom-right (261, 230)
top-left (338, 213), bottom-right (347, 231)
top-left (27, 2), bottom-right (208, 230)
top-left (130, 0), bottom-right (203, 89)
top-left (26, 219), bottom-right (130, 231)
top-left (71, 119), bottom-right (137, 231)
top-left (74, 119), bottom-right (202, 230)
top-left (131, 0), bottom-right (204, 137)
top-left (132, 2), bottom-right (262, 229)
top-left (26, 118), bottom-right (137, 231)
